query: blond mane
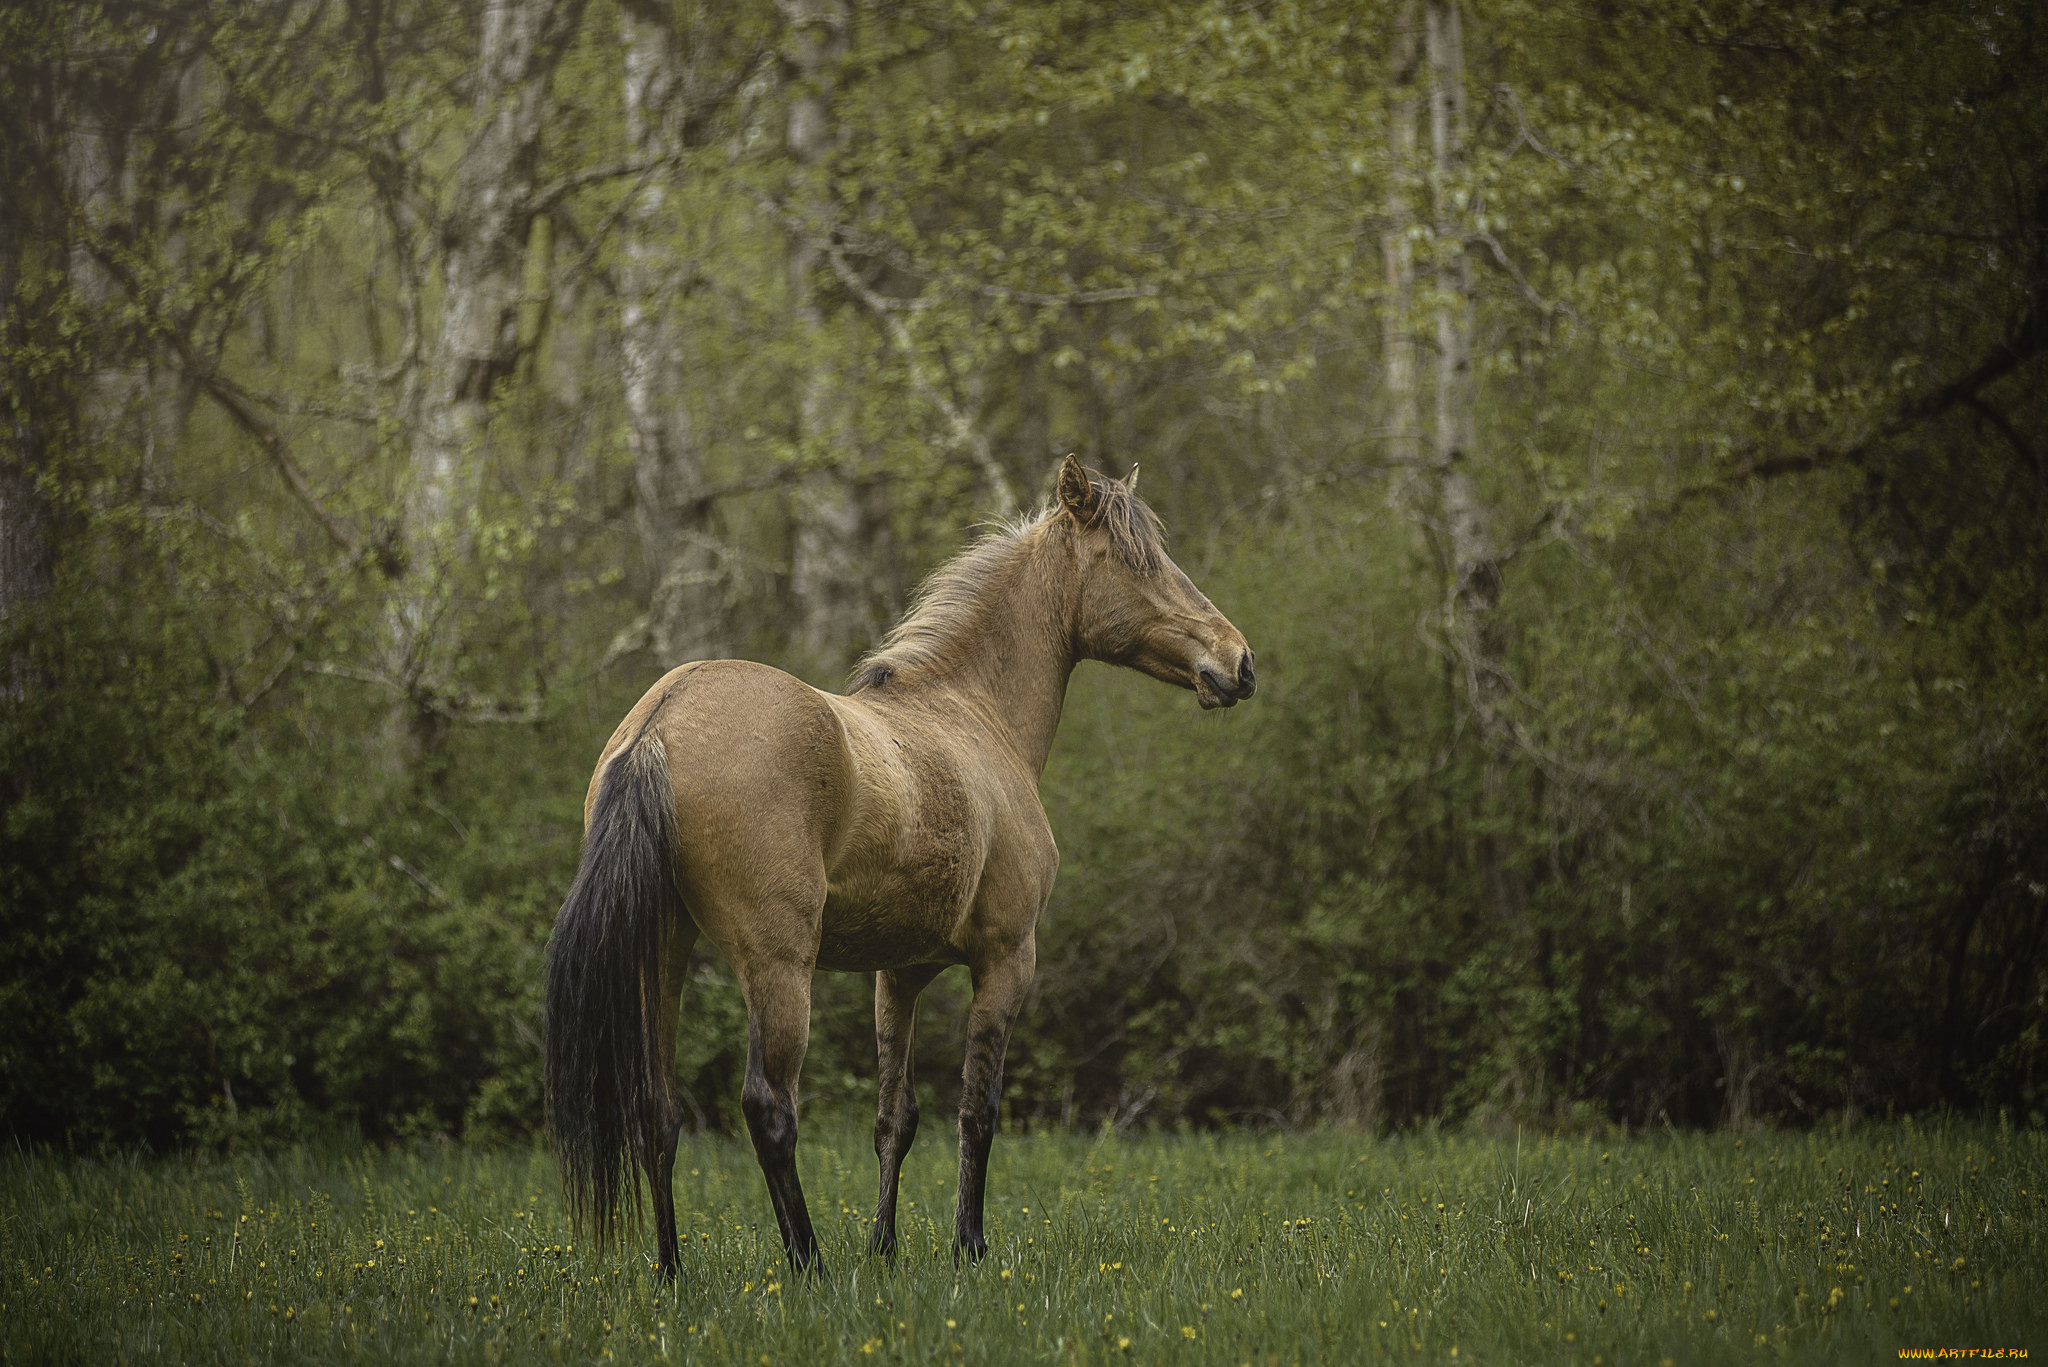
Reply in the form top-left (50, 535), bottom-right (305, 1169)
top-left (847, 473), bottom-right (1164, 693)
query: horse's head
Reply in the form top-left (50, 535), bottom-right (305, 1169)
top-left (1056, 455), bottom-right (1256, 710)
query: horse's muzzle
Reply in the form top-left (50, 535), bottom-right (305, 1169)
top-left (1198, 650), bottom-right (1256, 708)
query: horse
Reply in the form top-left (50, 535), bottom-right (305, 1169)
top-left (543, 456), bottom-right (1256, 1281)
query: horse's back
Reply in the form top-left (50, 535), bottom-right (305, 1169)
top-left (593, 660), bottom-right (854, 925)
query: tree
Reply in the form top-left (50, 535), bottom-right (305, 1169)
top-left (776, 0), bottom-right (895, 679)
top-left (0, 79), bottom-right (54, 679)
top-left (383, 0), bottom-right (593, 765)
top-left (605, 0), bottom-right (770, 669)
top-left (4, 0), bottom-right (2043, 1145)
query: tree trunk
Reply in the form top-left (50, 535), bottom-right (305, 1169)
top-left (1431, 1), bottom-right (1517, 928)
top-left (57, 51), bottom-right (143, 489)
top-left (1381, 1), bottom-right (1424, 489)
top-left (1426, 0), bottom-right (1497, 647)
top-left (4, 24), bottom-right (182, 688)
top-left (0, 57), bottom-right (55, 678)
top-left (54, 25), bottom-right (210, 502)
top-left (0, 200), bottom-right (53, 690)
top-left (0, 434), bottom-right (50, 637)
top-left (613, 0), bottom-right (727, 668)
top-left (778, 0), bottom-right (890, 681)
top-left (385, 0), bottom-right (589, 766)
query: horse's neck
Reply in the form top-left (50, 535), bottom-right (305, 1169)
top-left (926, 545), bottom-right (1077, 776)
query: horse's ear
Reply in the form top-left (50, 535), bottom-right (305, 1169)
top-left (1124, 463), bottom-right (1139, 493)
top-left (1057, 454), bottom-right (1100, 521)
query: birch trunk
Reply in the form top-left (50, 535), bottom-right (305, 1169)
top-left (5, 32), bottom-right (183, 690)
top-left (56, 57), bottom-right (174, 493)
top-left (75, 26), bottom-right (216, 497)
top-left (778, 0), bottom-right (889, 679)
top-left (1359, 0), bottom-right (1429, 1130)
top-left (1381, 1), bottom-right (1424, 486)
top-left (613, 0), bottom-right (726, 667)
top-left (1426, 0), bottom-right (1496, 636)
top-left (1425, 0), bottom-right (1515, 924)
top-left (385, 0), bottom-right (588, 764)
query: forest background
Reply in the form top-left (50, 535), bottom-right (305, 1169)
top-left (2, 0), bottom-right (2044, 1153)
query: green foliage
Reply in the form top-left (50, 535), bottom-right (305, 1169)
top-left (3, 0), bottom-right (2045, 1148)
top-left (0, 607), bottom-right (556, 1148)
top-left (4, 1125), bottom-right (2045, 1363)
top-left (1020, 482), bottom-right (2048, 1132)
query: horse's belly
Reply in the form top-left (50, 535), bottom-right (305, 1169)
top-left (815, 863), bottom-right (976, 972)
top-left (815, 923), bottom-right (960, 973)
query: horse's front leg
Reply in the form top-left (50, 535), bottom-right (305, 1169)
top-left (954, 941), bottom-right (1036, 1261)
top-left (871, 963), bottom-right (942, 1257)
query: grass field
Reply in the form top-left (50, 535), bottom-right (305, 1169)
top-left (4, 1120), bottom-right (2044, 1364)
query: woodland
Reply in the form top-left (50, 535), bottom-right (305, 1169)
top-left (1, 0), bottom-right (2044, 1151)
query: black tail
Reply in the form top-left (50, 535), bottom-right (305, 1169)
top-left (544, 735), bottom-right (685, 1247)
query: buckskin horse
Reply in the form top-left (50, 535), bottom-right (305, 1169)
top-left (544, 457), bottom-right (1256, 1280)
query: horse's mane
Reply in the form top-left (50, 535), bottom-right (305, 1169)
top-left (847, 472), bottom-right (1163, 694)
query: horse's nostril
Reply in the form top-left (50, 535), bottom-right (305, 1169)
top-left (1237, 654), bottom-right (1255, 689)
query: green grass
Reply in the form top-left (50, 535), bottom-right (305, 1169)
top-left (4, 1121), bottom-right (2045, 1364)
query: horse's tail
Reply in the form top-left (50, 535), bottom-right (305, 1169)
top-left (544, 732), bottom-right (684, 1247)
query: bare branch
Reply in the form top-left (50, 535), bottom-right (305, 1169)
top-left (424, 691), bottom-right (548, 725)
top-left (70, 234), bottom-right (367, 555)
top-left (1966, 395), bottom-right (2041, 480)
top-left (820, 239), bottom-right (1018, 515)
top-left (832, 222), bottom-right (1160, 308)
top-left (1490, 84), bottom-right (1575, 169)
top-left (1667, 290), bottom-right (2045, 504)
top-left (530, 157), bottom-right (666, 215)
top-left (567, 165), bottom-right (665, 287)
top-left (681, 463), bottom-right (811, 514)
top-left (238, 636), bottom-right (309, 711)
top-left (338, 817), bottom-right (450, 901)
top-left (233, 544), bottom-right (378, 709)
top-left (1470, 230), bottom-right (1574, 324)
top-left (303, 660), bottom-right (403, 692)
top-left (1498, 504), bottom-right (1561, 566)
top-left (238, 385), bottom-right (382, 426)
top-left (972, 281), bottom-right (1160, 308)
top-left (187, 369), bottom-right (364, 556)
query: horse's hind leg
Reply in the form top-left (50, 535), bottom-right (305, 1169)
top-left (954, 942), bottom-right (1036, 1261)
top-left (646, 922), bottom-right (698, 1282)
top-left (736, 953), bottom-right (825, 1274)
top-left (870, 963), bottom-right (942, 1257)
